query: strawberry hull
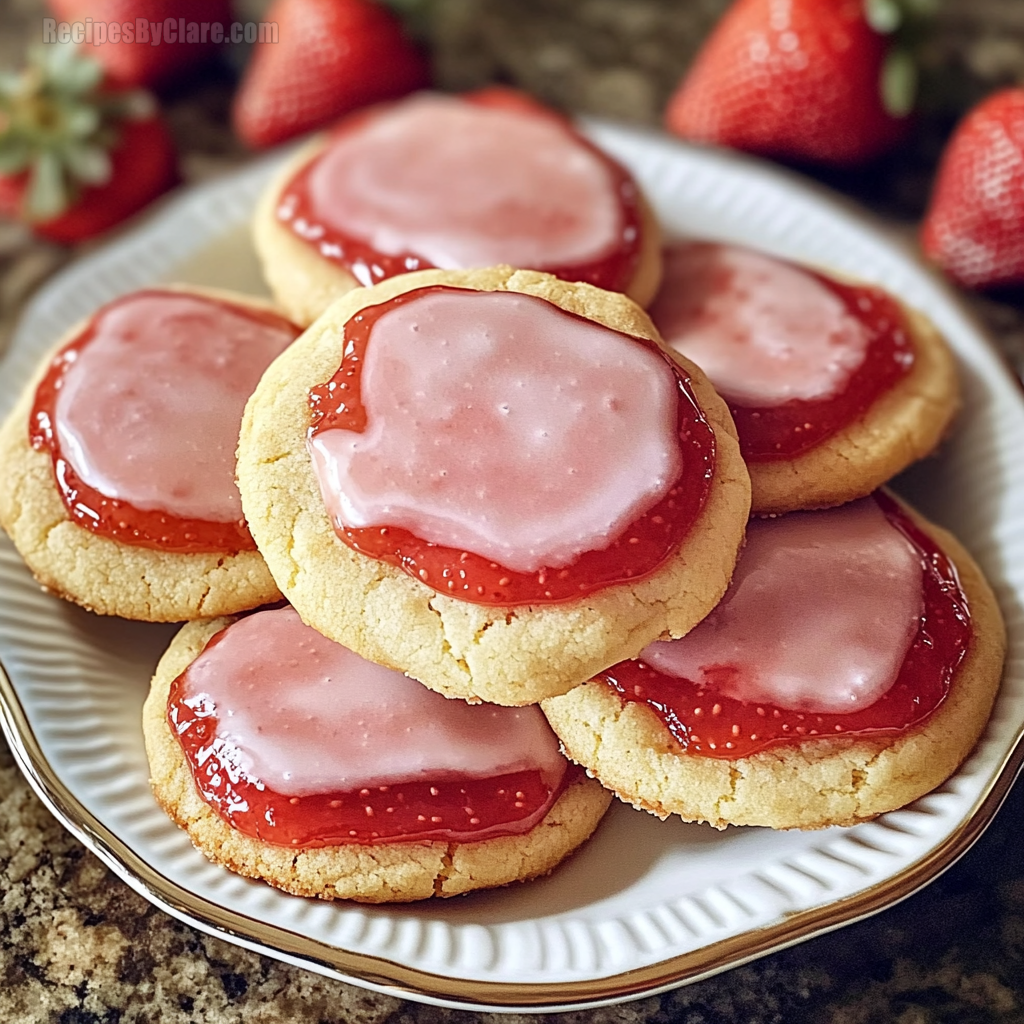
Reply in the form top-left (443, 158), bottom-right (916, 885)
top-left (0, 117), bottom-right (178, 245)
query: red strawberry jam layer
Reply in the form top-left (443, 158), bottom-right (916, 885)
top-left (168, 606), bottom-right (572, 847)
top-left (650, 243), bottom-right (914, 461)
top-left (277, 89), bottom-right (643, 292)
top-left (307, 286), bottom-right (714, 606)
top-left (30, 290), bottom-right (301, 553)
top-left (600, 493), bottom-right (971, 758)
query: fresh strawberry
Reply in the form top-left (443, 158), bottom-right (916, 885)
top-left (232, 0), bottom-right (430, 150)
top-left (921, 89), bottom-right (1024, 290)
top-left (45, 0), bottom-right (231, 89)
top-left (664, 0), bottom-right (911, 166)
top-left (0, 44), bottom-right (177, 244)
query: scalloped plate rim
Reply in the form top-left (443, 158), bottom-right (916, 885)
top-left (0, 120), bottom-right (1023, 1013)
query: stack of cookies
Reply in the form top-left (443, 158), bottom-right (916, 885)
top-left (0, 89), bottom-right (1006, 904)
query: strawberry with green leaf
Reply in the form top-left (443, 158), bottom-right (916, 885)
top-left (665, 0), bottom-right (932, 167)
top-left (0, 44), bottom-right (177, 244)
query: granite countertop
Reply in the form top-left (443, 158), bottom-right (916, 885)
top-left (4, 1), bottom-right (1024, 1021)
top-left (5, 740), bottom-right (1024, 1024)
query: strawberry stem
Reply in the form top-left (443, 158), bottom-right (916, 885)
top-left (0, 43), bottom-right (154, 222)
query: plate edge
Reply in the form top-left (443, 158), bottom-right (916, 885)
top-left (1, 653), bottom-right (1022, 1012)
top-left (3, 122), bottom-right (1024, 1012)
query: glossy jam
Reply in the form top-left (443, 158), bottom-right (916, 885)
top-left (600, 493), bottom-right (972, 758)
top-left (307, 286), bottom-right (715, 606)
top-left (168, 607), bottom-right (574, 847)
top-left (29, 290), bottom-right (301, 553)
top-left (277, 88), bottom-right (644, 293)
top-left (651, 244), bottom-right (914, 462)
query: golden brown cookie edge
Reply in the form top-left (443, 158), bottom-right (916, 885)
top-left (747, 300), bottom-right (960, 515)
top-left (252, 127), bottom-right (665, 328)
top-left (0, 285), bottom-right (286, 622)
top-left (541, 493), bottom-right (1006, 830)
top-left (143, 615), bottom-right (612, 903)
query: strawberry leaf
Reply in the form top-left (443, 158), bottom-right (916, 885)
top-left (110, 90), bottom-right (156, 122)
top-left (26, 150), bottom-right (70, 220)
top-left (43, 43), bottom-right (104, 96)
top-left (62, 142), bottom-right (112, 185)
top-left (882, 47), bottom-right (917, 117)
top-left (864, 0), bottom-right (901, 34)
top-left (62, 103), bottom-right (102, 139)
top-left (0, 137), bottom-right (30, 175)
top-left (0, 72), bottom-right (22, 99)
top-left (0, 43), bottom-right (161, 226)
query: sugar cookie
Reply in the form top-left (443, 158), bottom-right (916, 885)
top-left (0, 286), bottom-right (299, 621)
top-left (144, 607), bottom-right (611, 902)
top-left (253, 90), bottom-right (662, 326)
top-left (650, 243), bottom-right (959, 514)
top-left (542, 492), bottom-right (1005, 830)
top-left (237, 266), bottom-right (750, 705)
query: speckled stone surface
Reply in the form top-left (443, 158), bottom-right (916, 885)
top-left (4, 0), bottom-right (1024, 1020)
top-left (4, 721), bottom-right (1024, 1022)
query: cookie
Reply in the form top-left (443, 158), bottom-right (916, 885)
top-left (237, 265), bottom-right (751, 706)
top-left (0, 285), bottom-right (299, 621)
top-left (253, 90), bottom-right (662, 327)
top-left (542, 493), bottom-right (1006, 830)
top-left (143, 607), bottom-right (612, 903)
top-left (649, 243), bottom-right (959, 514)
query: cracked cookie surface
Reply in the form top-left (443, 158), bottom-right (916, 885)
top-left (0, 286), bottom-right (283, 622)
top-left (143, 616), bottom-right (612, 902)
top-left (236, 266), bottom-right (751, 705)
top-left (541, 500), bottom-right (1006, 830)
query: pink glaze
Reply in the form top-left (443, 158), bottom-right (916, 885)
top-left (307, 290), bottom-right (682, 573)
top-left (641, 499), bottom-right (924, 713)
top-left (650, 243), bottom-right (873, 406)
top-left (296, 94), bottom-right (626, 275)
top-left (176, 606), bottom-right (567, 797)
top-left (54, 292), bottom-right (296, 523)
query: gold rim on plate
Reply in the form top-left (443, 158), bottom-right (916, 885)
top-left (2, 124), bottom-right (1024, 1012)
top-left (1, 654), bottom-right (1022, 1011)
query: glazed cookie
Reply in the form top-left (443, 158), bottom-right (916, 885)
top-left (649, 243), bottom-right (959, 514)
top-left (0, 286), bottom-right (301, 621)
top-left (237, 266), bottom-right (750, 706)
top-left (542, 492), bottom-right (1005, 830)
top-left (253, 88), bottom-right (662, 327)
top-left (143, 606), bottom-right (611, 903)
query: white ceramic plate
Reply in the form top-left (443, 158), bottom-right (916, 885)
top-left (1, 123), bottom-right (1023, 1014)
